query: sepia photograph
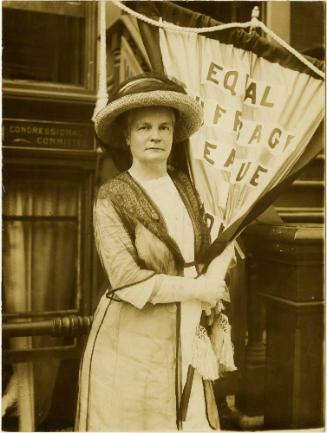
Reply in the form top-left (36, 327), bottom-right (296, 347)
top-left (2, 1), bottom-right (325, 431)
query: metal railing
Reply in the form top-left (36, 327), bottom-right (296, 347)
top-left (3, 315), bottom-right (93, 338)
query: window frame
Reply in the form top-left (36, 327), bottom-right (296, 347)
top-left (2, 1), bottom-right (98, 103)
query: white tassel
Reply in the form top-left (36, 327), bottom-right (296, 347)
top-left (191, 325), bottom-right (219, 380)
top-left (211, 312), bottom-right (237, 375)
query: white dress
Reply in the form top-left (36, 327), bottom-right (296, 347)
top-left (76, 170), bottom-right (221, 431)
top-left (130, 171), bottom-right (216, 432)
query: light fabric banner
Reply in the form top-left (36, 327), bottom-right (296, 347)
top-left (159, 28), bottom-right (324, 239)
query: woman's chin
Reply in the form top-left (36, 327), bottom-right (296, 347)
top-left (143, 153), bottom-right (169, 163)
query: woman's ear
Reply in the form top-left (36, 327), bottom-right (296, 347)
top-left (125, 133), bottom-right (130, 147)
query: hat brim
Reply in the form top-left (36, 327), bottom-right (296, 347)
top-left (94, 90), bottom-right (203, 148)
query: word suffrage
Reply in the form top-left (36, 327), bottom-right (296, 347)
top-left (191, 61), bottom-right (295, 189)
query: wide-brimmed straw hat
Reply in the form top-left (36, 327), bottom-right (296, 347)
top-left (94, 73), bottom-right (203, 149)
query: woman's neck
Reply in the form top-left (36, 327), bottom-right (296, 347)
top-left (129, 161), bottom-right (168, 181)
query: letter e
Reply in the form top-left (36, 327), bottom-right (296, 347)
top-left (203, 141), bottom-right (217, 165)
top-left (207, 62), bottom-right (223, 85)
top-left (250, 165), bottom-right (268, 186)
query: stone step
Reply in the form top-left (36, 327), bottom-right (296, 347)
top-left (298, 153), bottom-right (324, 181)
top-left (274, 180), bottom-right (324, 209)
top-left (275, 206), bottom-right (324, 223)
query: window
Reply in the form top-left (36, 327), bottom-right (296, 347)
top-left (2, 1), bottom-right (97, 98)
top-left (3, 175), bottom-right (79, 313)
top-left (3, 169), bottom-right (82, 349)
top-left (2, 165), bottom-right (95, 430)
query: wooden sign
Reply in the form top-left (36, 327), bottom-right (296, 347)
top-left (3, 118), bottom-right (95, 150)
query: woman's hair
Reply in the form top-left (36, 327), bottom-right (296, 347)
top-left (115, 111), bottom-right (130, 142)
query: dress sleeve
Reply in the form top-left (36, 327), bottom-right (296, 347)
top-left (94, 196), bottom-right (216, 309)
top-left (94, 197), bottom-right (157, 308)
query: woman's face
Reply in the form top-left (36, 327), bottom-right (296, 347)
top-left (125, 107), bottom-right (175, 166)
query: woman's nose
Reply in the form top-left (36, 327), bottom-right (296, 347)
top-left (150, 127), bottom-right (161, 141)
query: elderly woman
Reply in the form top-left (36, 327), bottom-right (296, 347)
top-left (75, 73), bottom-right (227, 431)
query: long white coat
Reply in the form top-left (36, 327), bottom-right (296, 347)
top-left (75, 171), bottom-right (219, 431)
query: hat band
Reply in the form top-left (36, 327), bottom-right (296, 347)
top-left (118, 78), bottom-right (166, 97)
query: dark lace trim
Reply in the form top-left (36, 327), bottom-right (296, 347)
top-left (97, 170), bottom-right (210, 268)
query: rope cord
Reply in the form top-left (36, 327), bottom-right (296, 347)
top-left (254, 18), bottom-right (324, 79)
top-left (92, 0), bottom-right (109, 120)
top-left (111, 0), bottom-right (325, 80)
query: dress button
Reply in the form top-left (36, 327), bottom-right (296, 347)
top-left (151, 211), bottom-right (160, 221)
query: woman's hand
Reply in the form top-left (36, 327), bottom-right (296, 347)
top-left (196, 276), bottom-right (226, 308)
